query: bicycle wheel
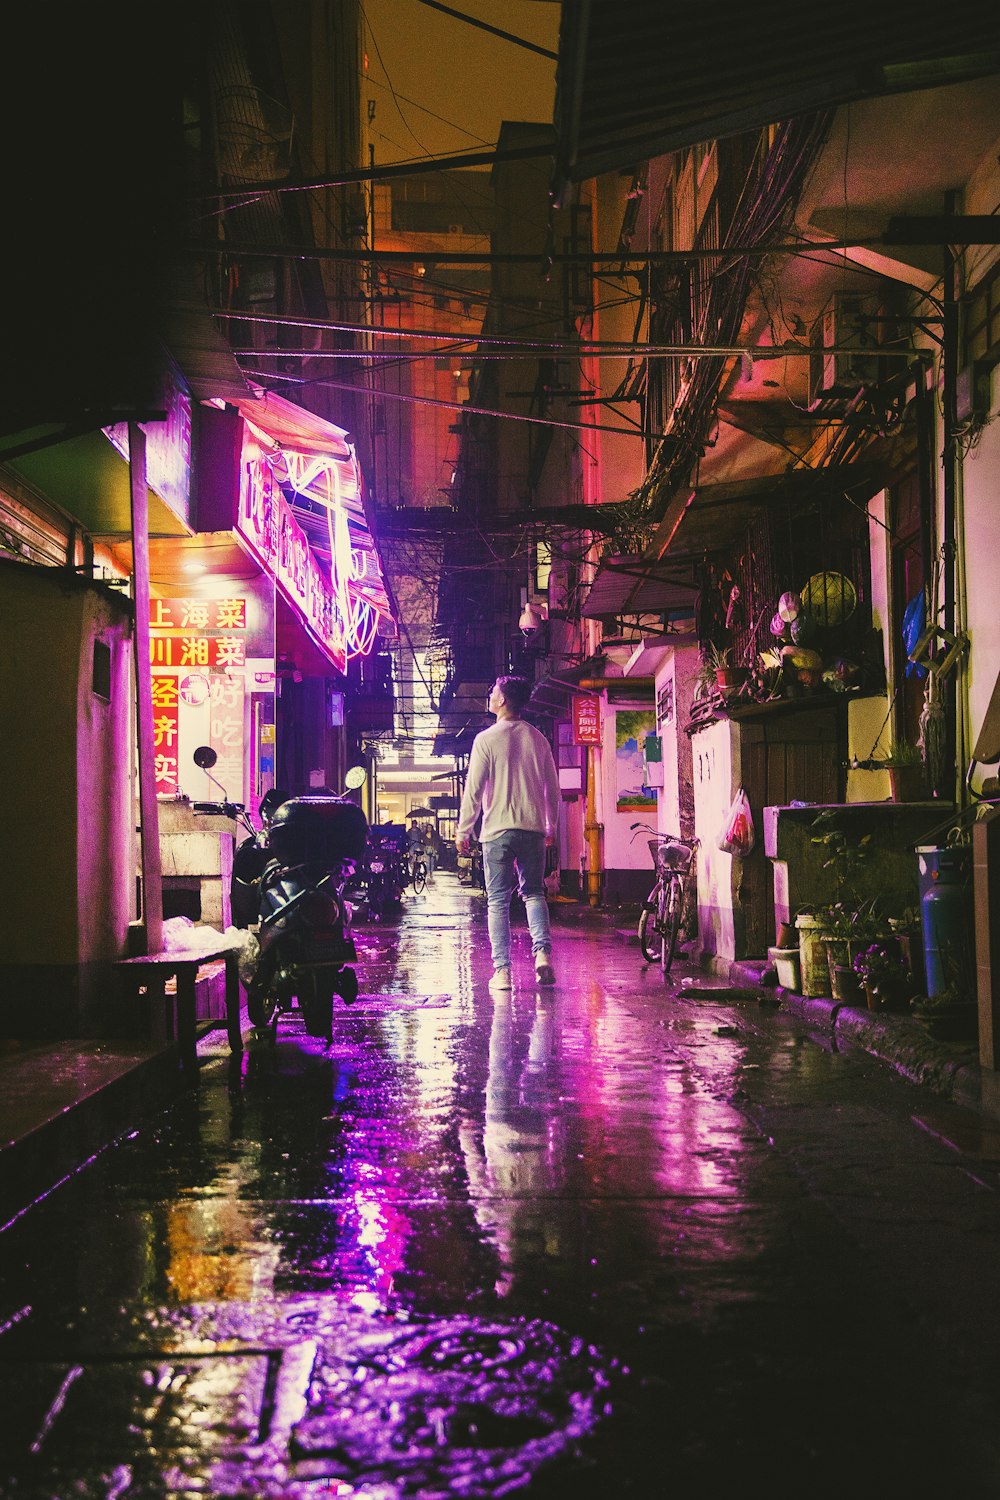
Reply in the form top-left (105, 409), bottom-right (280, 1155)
top-left (638, 883), bottom-right (663, 963)
top-left (661, 875), bottom-right (684, 974)
top-left (412, 857), bottom-right (426, 895)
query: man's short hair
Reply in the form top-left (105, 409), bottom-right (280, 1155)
top-left (496, 675), bottom-right (532, 713)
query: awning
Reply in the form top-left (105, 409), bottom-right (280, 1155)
top-left (649, 463), bottom-right (887, 559)
top-left (552, 1), bottom-right (1000, 199)
top-left (581, 553), bottom-right (699, 619)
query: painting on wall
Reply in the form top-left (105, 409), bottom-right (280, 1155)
top-left (615, 709), bottom-right (657, 811)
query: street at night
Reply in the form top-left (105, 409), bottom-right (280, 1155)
top-left (4, 879), bottom-right (1000, 1495)
top-left (5, 3), bottom-right (1000, 1495)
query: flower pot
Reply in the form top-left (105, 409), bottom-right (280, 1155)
top-left (831, 962), bottom-right (863, 1005)
top-left (795, 913), bottom-right (832, 998)
top-left (888, 765), bottom-right (925, 802)
top-left (715, 667), bottom-right (749, 693)
top-left (768, 945), bottom-right (801, 991)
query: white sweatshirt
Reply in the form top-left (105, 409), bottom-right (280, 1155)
top-left (456, 718), bottom-right (560, 843)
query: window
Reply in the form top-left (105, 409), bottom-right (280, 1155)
top-left (535, 540), bottom-right (551, 594)
top-left (965, 261), bottom-right (1000, 368)
top-left (92, 640), bottom-right (112, 701)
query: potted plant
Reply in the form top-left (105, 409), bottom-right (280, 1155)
top-left (887, 904), bottom-right (924, 992)
top-left (693, 649), bottom-right (719, 702)
top-left (911, 982), bottom-right (978, 1042)
top-left (911, 948), bottom-right (978, 1041)
top-left (795, 813), bottom-right (875, 999)
top-left (881, 739), bottom-right (925, 802)
top-left (821, 898), bottom-right (883, 1003)
top-left (852, 940), bottom-right (913, 1013)
top-left (708, 643), bottom-right (748, 693)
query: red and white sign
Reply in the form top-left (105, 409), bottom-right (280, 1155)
top-left (149, 635), bottom-right (246, 670)
top-left (150, 598), bottom-right (246, 630)
top-left (237, 455), bottom-right (347, 671)
top-left (572, 696), bottom-right (602, 746)
top-left (151, 674), bottom-right (180, 795)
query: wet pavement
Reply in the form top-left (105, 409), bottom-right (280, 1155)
top-left (4, 874), bottom-right (1000, 1494)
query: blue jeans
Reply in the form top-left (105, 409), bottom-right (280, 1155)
top-left (482, 829), bottom-right (552, 971)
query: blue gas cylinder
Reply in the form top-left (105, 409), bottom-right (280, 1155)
top-left (916, 844), bottom-right (972, 997)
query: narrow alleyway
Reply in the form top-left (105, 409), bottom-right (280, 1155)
top-left (3, 877), bottom-right (1000, 1496)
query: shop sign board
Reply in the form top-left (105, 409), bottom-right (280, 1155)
top-left (150, 598), bottom-right (247, 630)
top-left (149, 635), bottom-right (246, 670)
top-left (237, 455), bottom-right (347, 672)
top-left (105, 359), bottom-right (193, 525)
top-left (572, 695), bottom-right (602, 746)
top-left (149, 592), bottom-right (249, 797)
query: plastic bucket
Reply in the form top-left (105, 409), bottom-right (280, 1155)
top-left (795, 914), bottom-right (832, 998)
top-left (769, 946), bottom-right (801, 991)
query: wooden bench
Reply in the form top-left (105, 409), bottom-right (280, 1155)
top-left (116, 940), bottom-right (243, 1075)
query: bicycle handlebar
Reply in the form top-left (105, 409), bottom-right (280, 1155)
top-left (629, 820), bottom-right (699, 847)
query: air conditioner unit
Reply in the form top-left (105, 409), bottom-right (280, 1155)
top-left (808, 293), bottom-right (882, 409)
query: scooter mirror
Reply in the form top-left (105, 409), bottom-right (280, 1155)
top-left (344, 765), bottom-right (366, 790)
top-left (193, 746), bottom-right (218, 770)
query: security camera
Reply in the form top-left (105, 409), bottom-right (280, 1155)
top-left (518, 603), bottom-right (544, 637)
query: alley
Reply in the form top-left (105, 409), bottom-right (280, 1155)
top-left (4, 878), bottom-right (1000, 1497)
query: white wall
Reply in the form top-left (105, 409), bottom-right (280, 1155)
top-left (692, 717), bottom-right (738, 958)
top-left (961, 361), bottom-right (1000, 769)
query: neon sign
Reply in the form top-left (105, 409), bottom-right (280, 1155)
top-left (237, 456), bottom-right (347, 672)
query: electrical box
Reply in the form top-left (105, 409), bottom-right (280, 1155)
top-left (808, 293), bottom-right (883, 409)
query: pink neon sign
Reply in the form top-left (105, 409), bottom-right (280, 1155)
top-left (237, 456), bottom-right (347, 671)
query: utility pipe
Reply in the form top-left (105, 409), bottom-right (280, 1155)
top-left (942, 194), bottom-right (960, 803)
top-left (584, 742), bottom-right (603, 908)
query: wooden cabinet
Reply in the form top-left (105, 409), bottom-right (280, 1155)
top-left (734, 699), bottom-right (845, 956)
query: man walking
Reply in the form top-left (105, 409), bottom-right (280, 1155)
top-left (456, 676), bottom-right (560, 991)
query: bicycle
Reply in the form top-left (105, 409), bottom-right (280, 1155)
top-left (404, 850), bottom-right (428, 895)
top-left (630, 821), bottom-right (699, 975)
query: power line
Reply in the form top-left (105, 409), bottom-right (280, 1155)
top-left (198, 141), bottom-right (553, 201)
top-left (412, 0), bottom-right (559, 58)
top-left (192, 237), bottom-right (878, 262)
top-left (242, 371), bottom-right (668, 440)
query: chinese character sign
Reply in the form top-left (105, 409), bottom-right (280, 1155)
top-left (151, 675), bottom-right (180, 795)
top-left (149, 598), bottom-right (247, 630)
top-left (572, 696), bottom-right (601, 746)
top-left (149, 636), bottom-right (247, 669)
top-left (150, 592), bottom-right (248, 800)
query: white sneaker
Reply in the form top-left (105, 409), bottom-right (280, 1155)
top-left (489, 967), bottom-right (512, 993)
top-left (534, 953), bottom-right (555, 986)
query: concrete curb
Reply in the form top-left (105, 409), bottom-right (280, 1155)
top-left (771, 983), bottom-right (984, 1116)
top-left (706, 953), bottom-right (989, 1118)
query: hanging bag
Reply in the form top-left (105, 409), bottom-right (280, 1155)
top-left (716, 787), bottom-right (755, 857)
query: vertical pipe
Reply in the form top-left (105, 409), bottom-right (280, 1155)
top-left (941, 193), bottom-right (959, 802)
top-left (585, 742), bottom-right (603, 906)
top-left (128, 423), bottom-right (163, 953)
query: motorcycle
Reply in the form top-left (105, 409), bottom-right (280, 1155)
top-left (347, 824), bottom-right (407, 922)
top-left (192, 747), bottom-right (369, 1042)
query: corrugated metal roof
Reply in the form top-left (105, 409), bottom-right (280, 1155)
top-left (581, 553), bottom-right (699, 619)
top-left (552, 0), bottom-right (1000, 198)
